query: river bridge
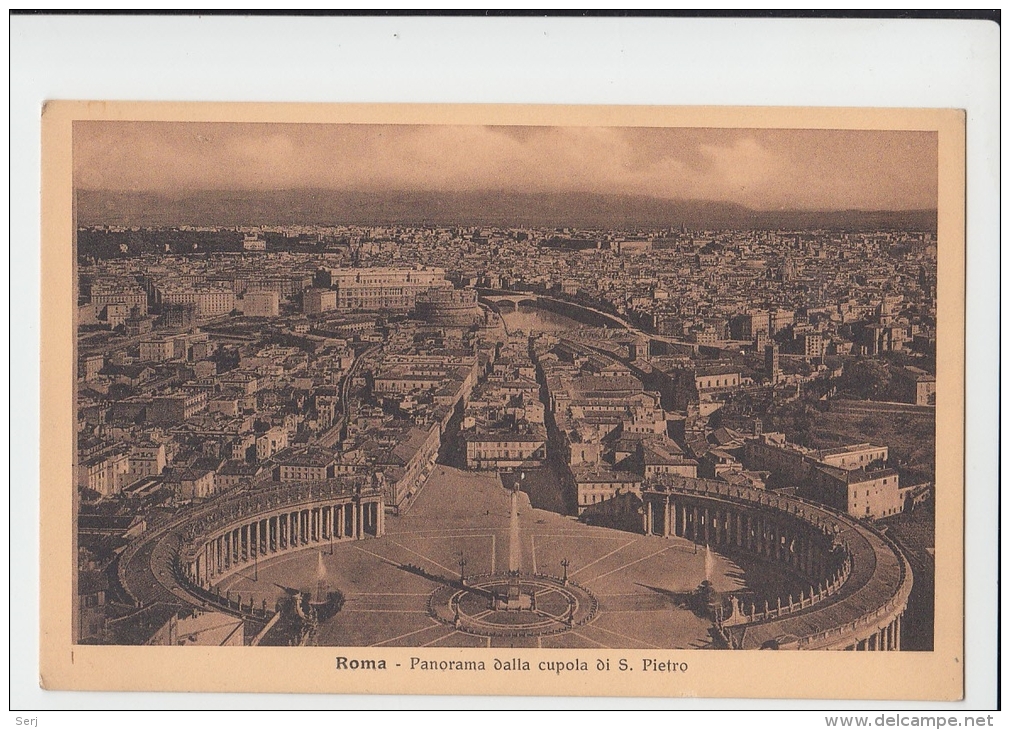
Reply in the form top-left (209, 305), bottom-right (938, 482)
top-left (478, 288), bottom-right (755, 355)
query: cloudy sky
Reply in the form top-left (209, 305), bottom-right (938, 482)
top-left (74, 122), bottom-right (937, 211)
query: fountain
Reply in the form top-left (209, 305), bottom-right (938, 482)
top-left (311, 551), bottom-right (329, 607)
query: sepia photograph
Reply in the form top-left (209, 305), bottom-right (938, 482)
top-left (39, 102), bottom-right (966, 699)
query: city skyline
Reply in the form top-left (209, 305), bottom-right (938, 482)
top-left (72, 219), bottom-right (937, 655)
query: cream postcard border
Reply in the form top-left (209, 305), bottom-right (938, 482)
top-left (40, 102), bottom-right (965, 700)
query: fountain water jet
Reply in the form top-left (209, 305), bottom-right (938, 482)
top-left (312, 551), bottom-right (329, 605)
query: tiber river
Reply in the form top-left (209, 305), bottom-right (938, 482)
top-left (500, 304), bottom-right (585, 333)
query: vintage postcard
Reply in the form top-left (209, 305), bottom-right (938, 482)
top-left (40, 102), bottom-right (965, 699)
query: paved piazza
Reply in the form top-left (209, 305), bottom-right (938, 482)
top-left (214, 467), bottom-right (806, 649)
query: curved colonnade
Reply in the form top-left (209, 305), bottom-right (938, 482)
top-left (119, 473), bottom-right (911, 651)
top-left (641, 476), bottom-right (912, 650)
top-left (118, 478), bottom-right (385, 621)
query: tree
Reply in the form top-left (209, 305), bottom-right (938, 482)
top-left (838, 359), bottom-right (893, 401)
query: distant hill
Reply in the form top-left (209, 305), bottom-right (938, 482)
top-left (76, 188), bottom-right (937, 232)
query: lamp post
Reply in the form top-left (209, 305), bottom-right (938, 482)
top-left (458, 554), bottom-right (467, 586)
top-left (560, 558), bottom-right (570, 585)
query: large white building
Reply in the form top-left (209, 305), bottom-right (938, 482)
top-left (160, 287), bottom-right (236, 318)
top-left (324, 267), bottom-right (446, 311)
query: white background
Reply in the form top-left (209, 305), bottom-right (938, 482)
top-left (8, 13), bottom-right (1001, 716)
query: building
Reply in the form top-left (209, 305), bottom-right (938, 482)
top-left (694, 365), bottom-right (741, 392)
top-left (817, 443), bottom-right (888, 471)
top-left (768, 308), bottom-right (794, 335)
top-left (91, 282), bottom-right (148, 317)
top-left (860, 323), bottom-right (910, 355)
top-left (304, 288), bottom-right (338, 314)
top-left (164, 467), bottom-right (216, 501)
top-left (572, 465), bottom-right (642, 514)
top-left (242, 290), bottom-right (280, 317)
top-left (637, 441), bottom-right (699, 479)
top-left (129, 443), bottom-right (167, 478)
top-left (217, 370), bottom-right (261, 395)
top-left (161, 302), bottom-right (197, 328)
top-left (617, 238), bottom-right (652, 255)
top-left (892, 366), bottom-right (936, 406)
top-left (77, 571), bottom-right (109, 642)
top-left (326, 267), bottom-right (446, 311)
top-left (247, 276), bottom-right (311, 298)
top-left (125, 316), bottom-right (154, 337)
top-left (799, 332), bottom-right (826, 359)
top-left (80, 354), bottom-right (104, 381)
top-left (764, 344), bottom-right (781, 383)
top-left (729, 310), bottom-right (769, 340)
top-left (698, 448), bottom-right (744, 479)
top-left (242, 234), bottom-right (267, 252)
top-left (256, 427), bottom-right (289, 461)
top-left (413, 286), bottom-right (481, 326)
top-left (743, 433), bottom-right (896, 519)
top-left (100, 303), bottom-right (131, 328)
top-left (380, 425), bottom-right (442, 509)
top-left (139, 337), bottom-right (178, 362)
top-left (148, 610), bottom-right (245, 646)
top-left (160, 287), bottom-right (236, 318)
top-left (806, 465), bottom-right (902, 519)
top-left (215, 461), bottom-right (265, 489)
top-left (274, 447), bottom-right (337, 482)
top-left (148, 391), bottom-right (209, 423)
top-left (78, 449), bottom-right (130, 497)
top-left (465, 428), bottom-right (547, 471)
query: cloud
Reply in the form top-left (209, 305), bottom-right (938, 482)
top-left (73, 122), bottom-right (937, 211)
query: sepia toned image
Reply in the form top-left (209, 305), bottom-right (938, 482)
top-left (40, 103), bottom-right (965, 698)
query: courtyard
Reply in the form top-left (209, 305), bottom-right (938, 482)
top-left (215, 466), bottom-right (806, 649)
